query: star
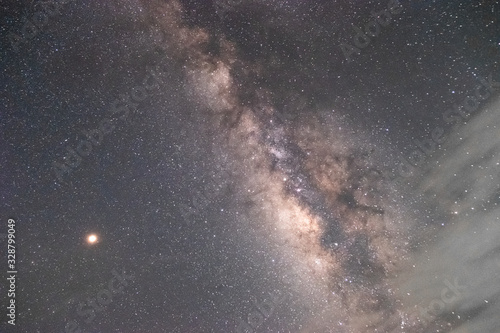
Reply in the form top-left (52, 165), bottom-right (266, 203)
top-left (86, 234), bottom-right (98, 244)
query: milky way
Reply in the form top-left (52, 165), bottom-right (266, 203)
top-left (142, 1), bottom-right (436, 332)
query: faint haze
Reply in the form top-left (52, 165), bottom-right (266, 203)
top-left (398, 96), bottom-right (500, 333)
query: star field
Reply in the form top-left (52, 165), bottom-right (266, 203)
top-left (1, 1), bottom-right (500, 332)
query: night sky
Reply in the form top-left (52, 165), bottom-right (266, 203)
top-left (1, 0), bottom-right (500, 332)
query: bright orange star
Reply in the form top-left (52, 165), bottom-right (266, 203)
top-left (87, 234), bottom-right (98, 244)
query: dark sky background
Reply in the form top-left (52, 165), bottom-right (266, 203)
top-left (1, 0), bottom-right (500, 332)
